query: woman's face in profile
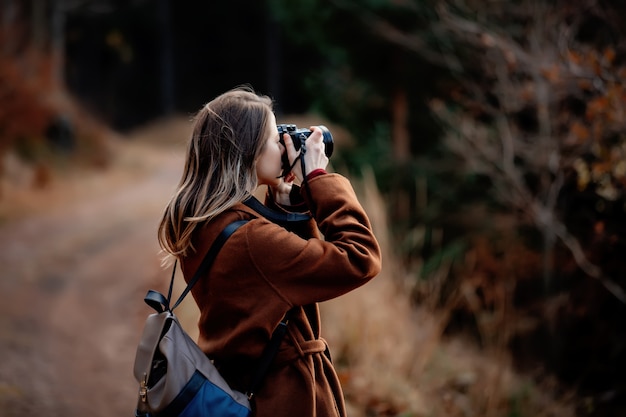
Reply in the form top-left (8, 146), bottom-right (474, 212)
top-left (255, 112), bottom-right (284, 187)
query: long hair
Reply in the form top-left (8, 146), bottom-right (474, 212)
top-left (158, 86), bottom-right (273, 257)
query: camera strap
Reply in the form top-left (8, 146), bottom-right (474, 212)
top-left (297, 146), bottom-right (316, 208)
top-left (283, 156), bottom-right (300, 178)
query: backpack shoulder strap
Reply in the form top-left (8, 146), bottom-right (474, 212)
top-left (146, 217), bottom-right (291, 398)
top-left (246, 307), bottom-right (295, 399)
top-left (170, 219), bottom-right (249, 311)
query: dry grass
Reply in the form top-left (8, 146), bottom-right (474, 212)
top-left (320, 168), bottom-right (577, 417)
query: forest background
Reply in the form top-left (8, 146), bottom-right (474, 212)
top-left (1, 1), bottom-right (625, 416)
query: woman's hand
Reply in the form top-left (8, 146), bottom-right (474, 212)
top-left (270, 174), bottom-right (294, 206)
top-left (302, 126), bottom-right (329, 176)
top-left (282, 127), bottom-right (329, 183)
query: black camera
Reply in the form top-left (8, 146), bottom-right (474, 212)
top-left (277, 124), bottom-right (334, 173)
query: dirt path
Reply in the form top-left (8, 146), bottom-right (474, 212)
top-left (0, 133), bottom-right (187, 417)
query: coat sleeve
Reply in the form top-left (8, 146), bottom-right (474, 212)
top-left (241, 173), bottom-right (382, 306)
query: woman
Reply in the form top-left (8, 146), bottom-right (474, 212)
top-left (158, 86), bottom-right (381, 417)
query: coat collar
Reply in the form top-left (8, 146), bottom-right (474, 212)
top-left (242, 195), bottom-right (311, 224)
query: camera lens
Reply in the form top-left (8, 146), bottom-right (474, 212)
top-left (317, 125), bottom-right (334, 158)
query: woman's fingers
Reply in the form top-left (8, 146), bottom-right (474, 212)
top-left (282, 133), bottom-right (304, 182)
top-left (282, 132), bottom-right (297, 159)
top-left (304, 127), bottom-right (329, 175)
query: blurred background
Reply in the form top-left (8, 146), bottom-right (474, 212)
top-left (1, 0), bottom-right (625, 416)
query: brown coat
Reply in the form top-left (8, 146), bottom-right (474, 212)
top-left (181, 173), bottom-right (382, 417)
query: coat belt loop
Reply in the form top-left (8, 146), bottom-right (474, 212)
top-left (297, 339), bottom-right (328, 357)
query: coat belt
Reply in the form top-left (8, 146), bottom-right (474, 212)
top-left (275, 338), bottom-right (328, 365)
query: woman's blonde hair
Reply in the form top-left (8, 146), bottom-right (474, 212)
top-left (158, 86), bottom-right (273, 257)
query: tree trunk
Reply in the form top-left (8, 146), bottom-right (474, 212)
top-left (50, 0), bottom-right (66, 89)
top-left (391, 86), bottom-right (410, 162)
top-left (157, 0), bottom-right (174, 115)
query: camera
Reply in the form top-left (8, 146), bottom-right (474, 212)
top-left (277, 124), bottom-right (334, 173)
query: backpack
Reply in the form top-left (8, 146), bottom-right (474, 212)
top-left (133, 219), bottom-right (290, 417)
